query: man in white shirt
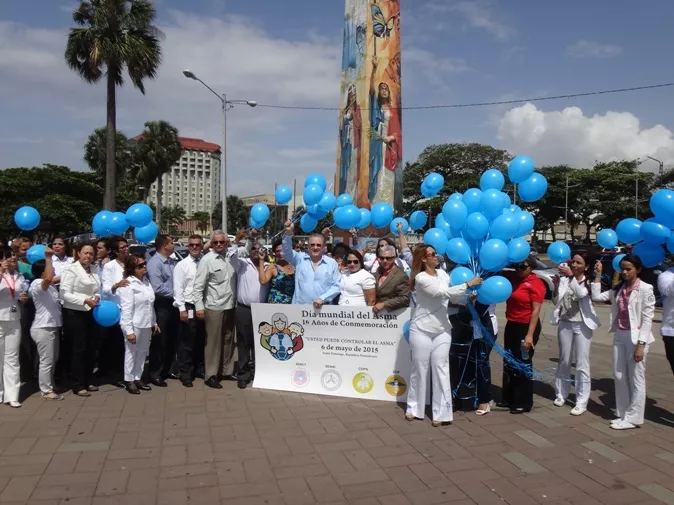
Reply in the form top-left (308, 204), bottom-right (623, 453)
top-left (229, 229), bottom-right (270, 389)
top-left (657, 267), bottom-right (674, 375)
top-left (99, 236), bottom-right (129, 385)
top-left (173, 235), bottom-right (205, 387)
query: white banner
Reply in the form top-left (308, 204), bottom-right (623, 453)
top-left (252, 304), bottom-right (412, 402)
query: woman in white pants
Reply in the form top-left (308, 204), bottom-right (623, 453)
top-left (118, 254), bottom-right (158, 395)
top-left (551, 252), bottom-right (600, 416)
top-left (29, 249), bottom-right (64, 401)
top-left (0, 247), bottom-right (28, 408)
top-left (592, 255), bottom-right (655, 430)
top-left (405, 245), bottom-right (482, 426)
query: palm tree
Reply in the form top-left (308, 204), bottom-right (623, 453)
top-left (134, 120), bottom-right (182, 226)
top-left (84, 127), bottom-right (134, 181)
top-left (161, 205), bottom-right (187, 234)
top-left (65, 0), bottom-right (163, 211)
top-left (191, 211), bottom-right (211, 233)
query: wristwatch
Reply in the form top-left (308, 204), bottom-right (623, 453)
top-left (637, 340), bottom-right (646, 345)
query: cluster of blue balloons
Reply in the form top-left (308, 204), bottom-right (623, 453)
top-left (92, 203), bottom-right (157, 243)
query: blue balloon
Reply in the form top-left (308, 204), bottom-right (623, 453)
top-left (448, 193), bottom-right (463, 202)
top-left (597, 229), bottom-right (618, 249)
top-left (126, 203), bottom-right (153, 228)
top-left (518, 172), bottom-right (548, 202)
top-left (250, 203), bottom-right (270, 226)
top-left (300, 214), bottom-right (318, 233)
top-left (446, 238), bottom-right (471, 264)
top-left (515, 211), bottom-right (535, 237)
top-left (450, 266), bottom-right (475, 286)
top-left (336, 194), bottom-right (353, 207)
top-left (463, 188), bottom-right (482, 213)
top-left (508, 238), bottom-right (531, 263)
top-left (134, 221), bottom-right (158, 243)
top-left (547, 241), bottom-right (571, 265)
top-left (26, 245), bottom-right (46, 264)
top-left (480, 189), bottom-right (505, 220)
top-left (390, 217), bottom-right (409, 235)
top-left (275, 185), bottom-right (293, 205)
top-left (371, 202), bottom-right (394, 228)
top-left (423, 228), bottom-right (447, 255)
top-left (477, 276), bottom-right (513, 304)
top-left (490, 214), bottom-right (519, 241)
top-left (479, 239), bottom-right (509, 272)
top-left (465, 212), bottom-right (489, 240)
top-left (442, 200), bottom-right (468, 229)
top-left (409, 210), bottom-right (428, 231)
top-left (14, 206), bottom-right (40, 231)
top-left (306, 205), bottom-right (328, 220)
top-left (318, 193), bottom-right (336, 213)
top-left (501, 192), bottom-right (512, 208)
top-left (640, 220), bottom-right (671, 245)
top-left (108, 212), bottom-right (129, 235)
top-left (616, 218), bottom-right (642, 245)
top-left (668, 235), bottom-right (674, 255)
top-left (435, 214), bottom-right (451, 237)
top-left (304, 173), bottom-right (327, 192)
top-left (402, 320), bottom-right (410, 344)
top-left (612, 254), bottom-right (626, 273)
top-left (357, 208), bottom-right (371, 230)
top-left (335, 205), bottom-right (360, 230)
top-left (650, 189), bottom-right (674, 226)
top-left (509, 205), bottom-right (522, 213)
top-left (480, 169), bottom-right (505, 191)
top-left (633, 242), bottom-right (665, 268)
top-left (303, 184), bottom-right (323, 206)
top-left (424, 173), bottom-right (445, 192)
top-left (93, 300), bottom-right (121, 327)
top-left (508, 155), bottom-right (535, 184)
top-left (249, 216), bottom-right (264, 229)
top-left (92, 210), bottom-right (113, 236)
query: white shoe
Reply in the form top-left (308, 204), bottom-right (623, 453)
top-left (553, 397), bottom-right (565, 407)
top-left (610, 420), bottom-right (637, 430)
top-left (8, 401), bottom-right (21, 409)
top-left (570, 406), bottom-right (586, 416)
top-left (610, 417), bottom-right (621, 425)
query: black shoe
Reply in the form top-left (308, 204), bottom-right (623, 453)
top-left (135, 380), bottom-right (151, 391)
top-left (125, 382), bottom-right (140, 395)
top-left (114, 380), bottom-right (125, 388)
top-left (510, 407), bottom-right (531, 415)
top-left (150, 377), bottom-right (167, 388)
top-left (221, 374), bottom-right (238, 382)
top-left (205, 376), bottom-right (222, 389)
top-left (168, 372), bottom-right (180, 380)
top-left (181, 379), bottom-right (193, 388)
top-left (195, 370), bottom-right (205, 379)
top-left (86, 385), bottom-right (99, 392)
top-left (237, 380), bottom-right (247, 389)
top-left (495, 402), bottom-right (511, 410)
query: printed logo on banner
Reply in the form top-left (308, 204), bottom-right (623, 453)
top-left (321, 370), bottom-right (342, 392)
top-left (384, 375), bottom-right (407, 397)
top-left (352, 372), bottom-right (374, 394)
top-left (258, 313), bottom-right (304, 361)
top-left (291, 369), bottom-right (310, 387)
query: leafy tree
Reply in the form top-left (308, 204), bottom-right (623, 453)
top-left (65, 0), bottom-right (163, 211)
top-left (213, 195), bottom-right (248, 233)
top-left (160, 205), bottom-right (186, 234)
top-left (191, 211), bottom-right (211, 233)
top-left (133, 120), bottom-right (182, 227)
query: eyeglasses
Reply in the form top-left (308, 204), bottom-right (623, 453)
top-left (136, 262), bottom-right (147, 269)
top-left (379, 256), bottom-right (395, 261)
top-left (516, 263), bottom-right (530, 270)
top-left (188, 243), bottom-right (202, 249)
top-left (346, 259), bottom-right (360, 265)
top-left (425, 251), bottom-right (438, 258)
top-left (211, 240), bottom-right (226, 246)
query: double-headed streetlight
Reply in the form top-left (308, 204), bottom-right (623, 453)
top-left (183, 69), bottom-right (256, 238)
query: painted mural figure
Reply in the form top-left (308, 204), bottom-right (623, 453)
top-left (339, 85), bottom-right (362, 195)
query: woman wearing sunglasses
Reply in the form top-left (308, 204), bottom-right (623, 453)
top-left (118, 254), bottom-right (159, 395)
top-left (339, 250), bottom-right (376, 306)
top-left (406, 245), bottom-right (482, 426)
top-left (501, 256), bottom-right (546, 414)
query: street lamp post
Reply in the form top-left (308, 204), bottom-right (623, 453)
top-left (646, 155), bottom-right (664, 187)
top-left (182, 69), bottom-right (256, 238)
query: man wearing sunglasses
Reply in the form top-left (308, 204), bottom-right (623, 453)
top-left (282, 220), bottom-right (340, 308)
top-left (372, 245), bottom-right (410, 314)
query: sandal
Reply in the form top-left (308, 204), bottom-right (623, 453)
top-left (75, 389), bottom-right (91, 397)
top-left (42, 393), bottom-right (64, 401)
top-left (86, 385), bottom-right (99, 392)
top-left (405, 413), bottom-right (415, 421)
top-left (476, 401), bottom-right (492, 416)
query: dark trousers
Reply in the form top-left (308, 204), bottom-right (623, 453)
top-left (502, 320), bottom-right (541, 410)
top-left (235, 305), bottom-right (254, 382)
top-left (450, 331), bottom-right (496, 406)
top-left (19, 300), bottom-right (37, 382)
top-left (63, 308), bottom-right (99, 393)
top-left (148, 297), bottom-right (179, 380)
top-left (665, 336), bottom-right (674, 375)
top-left (177, 303), bottom-right (206, 380)
top-left (98, 325), bottom-right (124, 381)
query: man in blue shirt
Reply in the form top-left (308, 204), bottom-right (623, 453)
top-left (282, 220), bottom-right (340, 307)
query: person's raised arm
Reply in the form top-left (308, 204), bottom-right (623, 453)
top-left (591, 260), bottom-right (612, 303)
top-left (259, 258), bottom-right (275, 285)
top-left (40, 247), bottom-right (55, 291)
top-left (281, 220), bottom-right (300, 266)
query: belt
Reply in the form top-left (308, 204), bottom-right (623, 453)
top-left (238, 303), bottom-right (251, 309)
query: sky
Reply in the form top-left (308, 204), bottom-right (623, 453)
top-left (1, 0), bottom-right (674, 200)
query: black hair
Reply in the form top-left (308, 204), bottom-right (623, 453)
top-left (32, 259), bottom-right (46, 279)
top-left (155, 234), bottom-right (172, 251)
top-left (0, 246), bottom-right (14, 260)
top-left (345, 249), bottom-right (365, 267)
top-left (332, 242), bottom-right (351, 261)
top-left (259, 321), bottom-right (272, 329)
top-left (612, 254), bottom-right (644, 292)
top-left (188, 234), bottom-right (203, 242)
top-left (272, 239), bottom-right (283, 251)
top-left (110, 236), bottom-right (128, 253)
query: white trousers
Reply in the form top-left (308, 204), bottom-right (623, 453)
top-left (555, 320), bottom-right (593, 408)
top-left (0, 321), bottom-right (21, 403)
top-left (124, 327), bottom-right (151, 382)
top-left (406, 328), bottom-right (452, 422)
top-left (613, 329), bottom-right (648, 425)
top-left (30, 327), bottom-right (59, 394)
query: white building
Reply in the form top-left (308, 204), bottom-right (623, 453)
top-left (142, 137), bottom-right (221, 216)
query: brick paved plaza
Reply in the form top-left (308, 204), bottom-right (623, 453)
top-left (0, 302), bottom-right (672, 505)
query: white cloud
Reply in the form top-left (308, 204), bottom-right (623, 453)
top-left (497, 103), bottom-right (674, 169)
top-left (428, 1), bottom-right (516, 41)
top-left (566, 40), bottom-right (622, 59)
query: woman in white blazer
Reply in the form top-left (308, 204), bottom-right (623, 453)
top-left (592, 254), bottom-right (655, 430)
top-left (118, 254), bottom-right (158, 395)
top-left (406, 245), bottom-right (482, 426)
top-left (551, 252), bottom-right (601, 416)
top-left (60, 242), bottom-right (101, 397)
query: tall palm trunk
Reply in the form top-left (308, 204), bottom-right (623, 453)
top-left (105, 72), bottom-right (117, 210)
top-left (156, 175), bottom-right (163, 232)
